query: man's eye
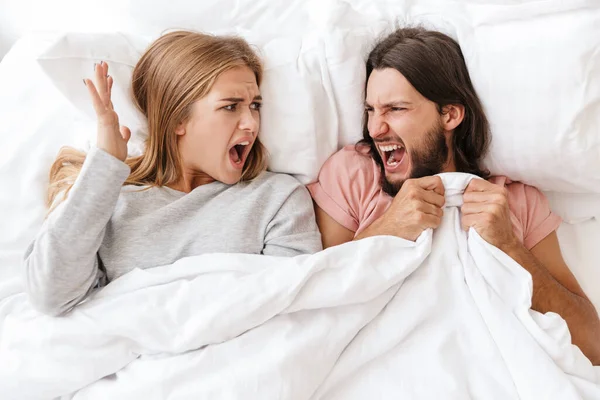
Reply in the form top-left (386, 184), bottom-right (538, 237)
top-left (365, 107), bottom-right (374, 113)
top-left (391, 107), bottom-right (406, 112)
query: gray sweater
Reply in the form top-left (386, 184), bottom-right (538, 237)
top-left (23, 147), bottom-right (322, 316)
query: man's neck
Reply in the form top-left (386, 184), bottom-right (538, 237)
top-left (442, 147), bottom-right (456, 173)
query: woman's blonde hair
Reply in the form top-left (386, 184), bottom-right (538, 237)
top-left (48, 31), bottom-right (268, 209)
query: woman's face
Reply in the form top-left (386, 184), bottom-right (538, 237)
top-left (176, 66), bottom-right (262, 185)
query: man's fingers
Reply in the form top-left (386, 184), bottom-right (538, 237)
top-left (461, 214), bottom-right (478, 231)
top-left (420, 213), bottom-right (442, 230)
top-left (465, 178), bottom-right (496, 193)
top-left (461, 202), bottom-right (496, 215)
top-left (421, 189), bottom-right (446, 208)
top-left (415, 176), bottom-right (445, 196)
top-left (462, 191), bottom-right (491, 203)
top-left (416, 202), bottom-right (443, 218)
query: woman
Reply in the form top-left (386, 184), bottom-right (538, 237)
top-left (24, 31), bottom-right (322, 316)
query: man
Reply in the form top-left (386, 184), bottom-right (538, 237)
top-left (308, 27), bottom-right (600, 364)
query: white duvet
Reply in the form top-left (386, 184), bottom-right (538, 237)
top-left (0, 173), bottom-right (598, 400)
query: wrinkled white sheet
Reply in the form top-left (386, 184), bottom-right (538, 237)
top-left (0, 173), bottom-right (597, 400)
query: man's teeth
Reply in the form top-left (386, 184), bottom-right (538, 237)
top-left (379, 144), bottom-right (401, 152)
top-left (379, 144), bottom-right (403, 166)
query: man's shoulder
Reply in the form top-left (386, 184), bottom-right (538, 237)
top-left (488, 176), bottom-right (540, 195)
top-left (488, 175), bottom-right (546, 211)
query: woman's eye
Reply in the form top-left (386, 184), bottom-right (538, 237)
top-left (251, 102), bottom-right (262, 111)
top-left (224, 104), bottom-right (237, 111)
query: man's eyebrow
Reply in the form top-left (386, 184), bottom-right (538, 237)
top-left (365, 100), bottom-right (412, 108)
top-left (218, 95), bottom-right (262, 102)
top-left (384, 100), bottom-right (411, 107)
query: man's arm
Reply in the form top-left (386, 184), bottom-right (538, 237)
top-left (357, 177), bottom-right (446, 241)
top-left (316, 177), bottom-right (445, 248)
top-left (462, 179), bottom-right (600, 365)
top-left (314, 203), bottom-right (354, 249)
top-left (503, 232), bottom-right (600, 365)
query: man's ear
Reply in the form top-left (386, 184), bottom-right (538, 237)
top-left (175, 121), bottom-right (186, 136)
top-left (441, 104), bottom-right (465, 131)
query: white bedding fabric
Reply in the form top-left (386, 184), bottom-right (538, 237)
top-left (0, 173), bottom-right (597, 400)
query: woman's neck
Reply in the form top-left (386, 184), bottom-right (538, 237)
top-left (168, 169), bottom-right (215, 193)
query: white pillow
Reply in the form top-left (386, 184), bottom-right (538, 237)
top-left (463, 1), bottom-right (600, 194)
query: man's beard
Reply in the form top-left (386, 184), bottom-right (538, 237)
top-left (378, 123), bottom-right (449, 197)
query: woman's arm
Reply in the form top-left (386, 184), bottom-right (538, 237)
top-left (263, 183), bottom-right (323, 257)
top-left (23, 147), bottom-right (130, 316)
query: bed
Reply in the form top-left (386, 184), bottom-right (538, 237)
top-left (0, 0), bottom-right (599, 398)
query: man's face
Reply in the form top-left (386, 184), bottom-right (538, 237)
top-left (365, 68), bottom-right (450, 196)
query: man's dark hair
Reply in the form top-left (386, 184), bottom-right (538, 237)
top-left (358, 27), bottom-right (490, 181)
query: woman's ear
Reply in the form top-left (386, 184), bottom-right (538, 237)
top-left (175, 121), bottom-right (186, 136)
top-left (441, 104), bottom-right (465, 131)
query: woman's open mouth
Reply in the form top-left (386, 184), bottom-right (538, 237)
top-left (228, 140), bottom-right (252, 169)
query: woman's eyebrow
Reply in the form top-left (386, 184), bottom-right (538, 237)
top-left (218, 95), bottom-right (263, 102)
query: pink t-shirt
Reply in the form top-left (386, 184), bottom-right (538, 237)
top-left (308, 145), bottom-right (562, 250)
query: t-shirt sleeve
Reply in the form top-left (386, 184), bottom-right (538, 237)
top-left (307, 146), bottom-right (379, 232)
top-left (507, 183), bottom-right (562, 250)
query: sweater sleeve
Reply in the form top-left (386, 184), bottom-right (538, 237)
top-left (263, 180), bottom-right (323, 257)
top-left (23, 147), bottom-right (130, 316)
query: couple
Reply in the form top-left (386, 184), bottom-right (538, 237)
top-left (24, 28), bottom-right (600, 364)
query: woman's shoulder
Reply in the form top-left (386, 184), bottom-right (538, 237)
top-left (242, 172), bottom-right (312, 207)
top-left (248, 171), bottom-right (306, 191)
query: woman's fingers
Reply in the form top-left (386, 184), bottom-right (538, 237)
top-left (107, 75), bottom-right (114, 109)
top-left (119, 126), bottom-right (131, 142)
top-left (85, 61), bottom-right (116, 116)
top-left (104, 62), bottom-right (111, 98)
top-left (83, 79), bottom-right (106, 116)
top-left (94, 61), bottom-right (110, 105)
